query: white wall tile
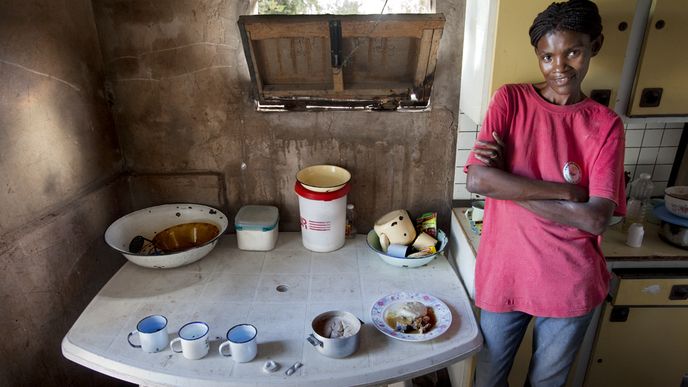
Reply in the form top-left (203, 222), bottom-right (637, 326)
top-left (458, 113), bottom-right (478, 132)
top-left (665, 122), bottom-right (686, 129)
top-left (624, 165), bottom-right (636, 179)
top-left (625, 130), bottom-right (644, 147)
top-left (454, 166), bottom-right (467, 184)
top-left (645, 122), bottom-right (666, 129)
top-left (453, 184), bottom-right (472, 200)
top-left (653, 164), bottom-right (673, 181)
top-left (635, 164), bottom-right (654, 177)
top-left (638, 147), bottom-right (659, 164)
top-left (625, 122), bottom-right (646, 129)
top-left (642, 129), bottom-right (663, 147)
top-left (656, 147), bottom-right (678, 164)
top-left (456, 150), bottom-right (472, 166)
top-left (652, 181), bottom-right (668, 197)
top-left (624, 148), bottom-right (640, 165)
top-left (457, 132), bottom-right (477, 150)
top-left (661, 129), bottom-right (683, 147)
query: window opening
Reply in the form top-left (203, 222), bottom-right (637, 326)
top-left (256, 0), bottom-right (434, 15)
top-left (241, 1), bottom-right (443, 111)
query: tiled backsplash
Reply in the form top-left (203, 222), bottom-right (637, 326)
top-left (453, 112), bottom-right (686, 200)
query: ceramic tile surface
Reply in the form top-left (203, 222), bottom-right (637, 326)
top-left (62, 233), bottom-right (481, 386)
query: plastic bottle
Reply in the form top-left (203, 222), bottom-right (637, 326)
top-left (622, 173), bottom-right (654, 231)
top-left (345, 204), bottom-right (357, 239)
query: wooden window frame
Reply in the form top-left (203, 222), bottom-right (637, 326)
top-left (238, 14), bottom-right (445, 111)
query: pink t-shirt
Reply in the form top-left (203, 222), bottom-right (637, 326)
top-left (464, 84), bottom-right (626, 318)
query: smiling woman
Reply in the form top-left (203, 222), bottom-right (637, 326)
top-left (463, 1), bottom-right (629, 386)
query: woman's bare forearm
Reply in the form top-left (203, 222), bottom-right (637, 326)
top-left (517, 197), bottom-right (616, 235)
top-left (466, 165), bottom-right (587, 202)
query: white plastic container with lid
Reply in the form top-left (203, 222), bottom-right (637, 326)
top-left (295, 181), bottom-right (350, 252)
top-left (235, 205), bottom-right (279, 251)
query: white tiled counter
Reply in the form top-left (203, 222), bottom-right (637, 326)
top-left (62, 233), bottom-right (481, 386)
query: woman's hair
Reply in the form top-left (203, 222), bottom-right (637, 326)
top-left (528, 0), bottom-right (603, 47)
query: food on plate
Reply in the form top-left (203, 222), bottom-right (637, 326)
top-left (385, 301), bottom-right (436, 334)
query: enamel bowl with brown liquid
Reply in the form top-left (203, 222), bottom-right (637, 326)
top-left (105, 204), bottom-right (228, 269)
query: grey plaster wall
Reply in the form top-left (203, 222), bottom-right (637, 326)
top-left (93, 0), bottom-right (465, 232)
top-left (0, 0), bottom-right (127, 385)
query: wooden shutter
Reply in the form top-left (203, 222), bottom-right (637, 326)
top-left (238, 14), bottom-right (445, 110)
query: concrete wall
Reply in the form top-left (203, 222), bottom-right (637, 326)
top-left (92, 0), bottom-right (466, 233)
top-left (0, 0), bottom-right (127, 385)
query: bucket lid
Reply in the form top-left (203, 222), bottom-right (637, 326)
top-left (235, 205), bottom-right (279, 231)
top-left (295, 181), bottom-right (350, 201)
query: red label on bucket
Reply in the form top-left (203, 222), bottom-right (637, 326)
top-left (300, 217), bottom-right (331, 231)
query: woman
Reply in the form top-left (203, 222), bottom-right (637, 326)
top-left (464, 1), bottom-right (627, 386)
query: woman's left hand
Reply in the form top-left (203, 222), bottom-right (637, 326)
top-left (472, 131), bottom-right (505, 169)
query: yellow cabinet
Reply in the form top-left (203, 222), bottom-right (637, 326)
top-left (585, 270), bottom-right (688, 386)
top-left (628, 0), bottom-right (688, 116)
top-left (491, 0), bottom-right (636, 107)
top-left (460, 0), bottom-right (688, 122)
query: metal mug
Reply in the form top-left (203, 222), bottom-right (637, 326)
top-left (170, 321), bottom-right (210, 360)
top-left (218, 324), bottom-right (258, 363)
top-left (127, 315), bottom-right (169, 353)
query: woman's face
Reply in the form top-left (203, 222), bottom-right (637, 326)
top-left (535, 29), bottom-right (602, 104)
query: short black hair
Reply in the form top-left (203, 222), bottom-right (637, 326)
top-left (528, 0), bottom-right (603, 47)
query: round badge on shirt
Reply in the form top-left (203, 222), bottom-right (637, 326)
top-left (562, 161), bottom-right (581, 184)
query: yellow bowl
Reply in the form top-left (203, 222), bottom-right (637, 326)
top-left (296, 165), bottom-right (351, 192)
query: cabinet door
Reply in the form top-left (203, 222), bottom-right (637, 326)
top-left (490, 0), bottom-right (635, 107)
top-left (585, 303), bottom-right (688, 387)
top-left (629, 0), bottom-right (688, 116)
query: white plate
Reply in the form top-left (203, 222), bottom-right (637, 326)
top-left (370, 292), bottom-right (452, 342)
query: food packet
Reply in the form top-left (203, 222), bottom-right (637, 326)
top-left (408, 246), bottom-right (437, 258)
top-left (415, 212), bottom-right (437, 238)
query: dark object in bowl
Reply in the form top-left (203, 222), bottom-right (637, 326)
top-left (129, 235), bottom-right (161, 254)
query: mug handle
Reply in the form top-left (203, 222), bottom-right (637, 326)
top-left (127, 331), bottom-right (141, 348)
top-left (218, 341), bottom-right (231, 357)
top-left (379, 233), bottom-right (390, 252)
top-left (306, 334), bottom-right (322, 347)
top-left (170, 337), bottom-right (183, 353)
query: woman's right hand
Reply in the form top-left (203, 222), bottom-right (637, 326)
top-left (472, 131), bottom-right (505, 170)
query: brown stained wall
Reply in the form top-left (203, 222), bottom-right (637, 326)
top-left (0, 0), bottom-right (126, 385)
top-left (93, 0), bottom-right (465, 232)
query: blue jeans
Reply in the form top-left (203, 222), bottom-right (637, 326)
top-left (474, 309), bottom-right (594, 387)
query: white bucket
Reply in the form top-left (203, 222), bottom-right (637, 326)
top-left (295, 182), bottom-right (350, 252)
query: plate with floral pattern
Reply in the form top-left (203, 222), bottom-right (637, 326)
top-left (370, 292), bottom-right (452, 342)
